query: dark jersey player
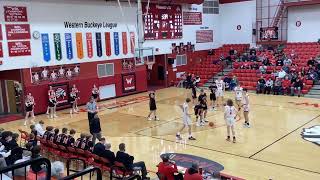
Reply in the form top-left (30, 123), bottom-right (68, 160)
top-left (147, 91), bottom-right (159, 121)
top-left (209, 82), bottom-right (217, 110)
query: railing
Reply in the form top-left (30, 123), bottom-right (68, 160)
top-left (60, 167), bottom-right (102, 180)
top-left (271, 0), bottom-right (284, 27)
top-left (0, 157), bottom-right (51, 180)
top-left (66, 158), bottom-right (87, 176)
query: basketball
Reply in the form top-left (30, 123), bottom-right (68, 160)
top-left (209, 122), bottom-right (214, 127)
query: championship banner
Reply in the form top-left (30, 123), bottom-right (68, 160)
top-left (130, 32), bottom-right (135, 54)
top-left (5, 24), bottom-right (31, 40)
top-left (8, 41), bottom-right (31, 57)
top-left (86, 33), bottom-right (93, 58)
top-left (122, 32), bottom-right (128, 55)
top-left (96, 32), bottom-right (102, 57)
top-left (4, 6), bottom-right (28, 22)
top-left (0, 25), bottom-right (2, 40)
top-left (53, 33), bottom-right (62, 60)
top-left (183, 12), bottom-right (202, 25)
top-left (114, 32), bottom-right (120, 56)
top-left (122, 74), bottom-right (136, 93)
top-left (65, 33), bottom-right (73, 60)
top-left (0, 42), bottom-right (3, 58)
top-left (52, 83), bottom-right (69, 107)
top-left (76, 33), bottom-right (84, 59)
top-left (196, 30), bottom-right (213, 43)
top-left (41, 33), bottom-right (51, 62)
top-left (105, 32), bottom-right (111, 56)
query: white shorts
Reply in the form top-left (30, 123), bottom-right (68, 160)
top-left (183, 116), bottom-right (192, 126)
top-left (225, 117), bottom-right (235, 126)
top-left (216, 90), bottom-right (224, 97)
top-left (243, 105), bottom-right (250, 112)
top-left (235, 97), bottom-right (242, 101)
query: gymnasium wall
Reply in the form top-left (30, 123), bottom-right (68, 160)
top-left (0, 0), bottom-right (138, 71)
top-left (219, 0), bottom-right (256, 45)
top-left (287, 4), bottom-right (320, 42)
top-left (143, 3), bottom-right (220, 55)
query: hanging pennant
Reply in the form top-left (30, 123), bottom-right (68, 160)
top-left (114, 32), bottom-right (120, 56)
top-left (41, 33), bottom-right (51, 62)
top-left (105, 32), bottom-right (111, 56)
top-left (122, 32), bottom-right (128, 55)
top-left (76, 33), bottom-right (84, 59)
top-left (65, 33), bottom-right (73, 60)
top-left (86, 32), bottom-right (93, 58)
top-left (96, 32), bottom-right (102, 57)
top-left (53, 33), bottom-right (62, 61)
top-left (130, 32), bottom-right (135, 54)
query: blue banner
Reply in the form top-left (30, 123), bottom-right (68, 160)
top-left (41, 33), bottom-right (51, 62)
top-left (96, 32), bottom-right (102, 57)
top-left (65, 33), bottom-right (73, 60)
top-left (114, 32), bottom-right (120, 56)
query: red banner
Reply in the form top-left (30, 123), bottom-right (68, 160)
top-left (0, 25), bottom-right (2, 40)
top-left (8, 41), bottom-right (31, 56)
top-left (183, 12), bottom-right (202, 25)
top-left (105, 32), bottom-right (111, 56)
top-left (4, 6), bottom-right (28, 22)
top-left (0, 43), bottom-right (3, 58)
top-left (122, 32), bottom-right (128, 55)
top-left (130, 32), bottom-right (135, 54)
top-left (86, 33), bottom-right (93, 58)
top-left (196, 30), bottom-right (213, 43)
top-left (52, 83), bottom-right (69, 107)
top-left (6, 24), bottom-right (31, 40)
top-left (122, 74), bottom-right (136, 93)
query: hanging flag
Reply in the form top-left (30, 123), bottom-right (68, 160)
top-left (76, 33), bottom-right (84, 59)
top-left (86, 32), bottom-right (93, 58)
top-left (65, 33), bottom-right (73, 60)
top-left (96, 32), bottom-right (102, 57)
top-left (130, 32), bottom-right (135, 54)
top-left (53, 33), bottom-right (62, 61)
top-left (114, 32), bottom-right (120, 56)
top-left (105, 32), bottom-right (111, 56)
top-left (122, 32), bottom-right (128, 55)
top-left (41, 33), bottom-right (51, 62)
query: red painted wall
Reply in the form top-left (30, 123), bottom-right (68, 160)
top-left (22, 59), bottom-right (147, 114)
top-left (0, 69), bottom-right (21, 81)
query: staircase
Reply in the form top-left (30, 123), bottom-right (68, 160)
top-left (203, 65), bottom-right (233, 88)
top-left (305, 82), bottom-right (320, 99)
top-left (271, 0), bottom-right (286, 27)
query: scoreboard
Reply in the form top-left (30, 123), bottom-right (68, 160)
top-left (143, 3), bottom-right (182, 40)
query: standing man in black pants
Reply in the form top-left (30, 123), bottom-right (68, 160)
top-left (86, 96), bottom-right (98, 121)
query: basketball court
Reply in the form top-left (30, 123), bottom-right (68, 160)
top-left (2, 87), bottom-right (320, 179)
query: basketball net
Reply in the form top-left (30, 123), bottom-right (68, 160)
top-left (147, 62), bottom-right (154, 70)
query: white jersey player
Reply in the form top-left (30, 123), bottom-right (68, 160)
top-left (234, 84), bottom-right (243, 110)
top-left (176, 98), bottom-right (196, 141)
top-left (242, 88), bottom-right (250, 128)
top-left (224, 99), bottom-right (238, 143)
top-left (215, 77), bottom-right (225, 106)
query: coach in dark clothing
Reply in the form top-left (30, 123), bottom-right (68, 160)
top-left (89, 114), bottom-right (102, 145)
top-left (103, 142), bottom-right (115, 165)
top-left (256, 76), bottom-right (266, 94)
top-left (116, 143), bottom-right (149, 180)
top-left (93, 138), bottom-right (106, 158)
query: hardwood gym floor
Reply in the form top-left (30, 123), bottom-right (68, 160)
top-left (3, 87), bottom-right (320, 180)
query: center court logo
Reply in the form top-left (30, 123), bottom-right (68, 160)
top-left (301, 125), bottom-right (320, 146)
top-left (161, 153), bottom-right (224, 174)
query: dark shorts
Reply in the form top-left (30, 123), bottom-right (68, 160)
top-left (26, 105), bottom-right (33, 112)
top-left (150, 105), bottom-right (157, 111)
top-left (210, 93), bottom-right (216, 101)
top-left (49, 100), bottom-right (56, 107)
top-left (92, 93), bottom-right (98, 99)
top-left (192, 94), bottom-right (197, 99)
top-left (70, 97), bottom-right (76, 104)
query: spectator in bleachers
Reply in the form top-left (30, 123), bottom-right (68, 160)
top-left (229, 76), bottom-right (239, 91)
top-left (251, 62), bottom-right (259, 70)
top-left (262, 57), bottom-right (272, 66)
top-left (307, 68), bottom-right (319, 82)
top-left (51, 161), bottom-right (65, 180)
top-left (157, 154), bottom-right (183, 180)
top-left (0, 131), bottom-right (13, 151)
top-left (282, 76), bottom-right (291, 95)
top-left (307, 58), bottom-right (316, 67)
top-left (93, 137), bottom-right (106, 157)
top-left (103, 142), bottom-right (115, 165)
top-left (249, 54), bottom-right (257, 62)
top-left (116, 143), bottom-right (149, 180)
top-left (291, 78), bottom-right (303, 97)
top-left (30, 145), bottom-right (44, 173)
top-left (276, 58), bottom-right (284, 66)
top-left (35, 120), bottom-right (45, 136)
top-left (278, 69), bottom-right (287, 79)
top-left (283, 58), bottom-right (292, 66)
top-left (259, 65), bottom-right (267, 74)
top-left (273, 77), bottom-right (283, 95)
top-left (183, 163), bottom-right (202, 180)
top-left (229, 47), bottom-right (235, 56)
top-left (290, 49), bottom-right (297, 59)
top-left (13, 143), bottom-right (33, 177)
top-left (264, 78), bottom-right (273, 94)
top-left (256, 76), bottom-right (266, 94)
top-left (249, 47), bottom-right (256, 56)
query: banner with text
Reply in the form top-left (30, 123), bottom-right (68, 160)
top-left (52, 83), bottom-right (69, 107)
top-left (65, 33), bottom-right (73, 60)
top-left (130, 32), bottom-right (135, 54)
top-left (41, 33), bottom-right (51, 62)
top-left (5, 24), bottom-right (31, 40)
top-left (86, 33), bottom-right (93, 58)
top-left (114, 32), bottom-right (120, 56)
top-left (76, 33), bottom-right (84, 59)
top-left (8, 41), bottom-right (31, 57)
top-left (183, 12), bottom-right (202, 25)
top-left (122, 74), bottom-right (136, 93)
top-left (96, 32), bottom-right (102, 57)
top-left (105, 32), bottom-right (111, 56)
top-left (0, 43), bottom-right (3, 58)
top-left (4, 6), bottom-right (28, 22)
top-left (196, 30), bottom-right (213, 43)
top-left (122, 32), bottom-right (128, 55)
top-left (53, 33), bottom-right (62, 60)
